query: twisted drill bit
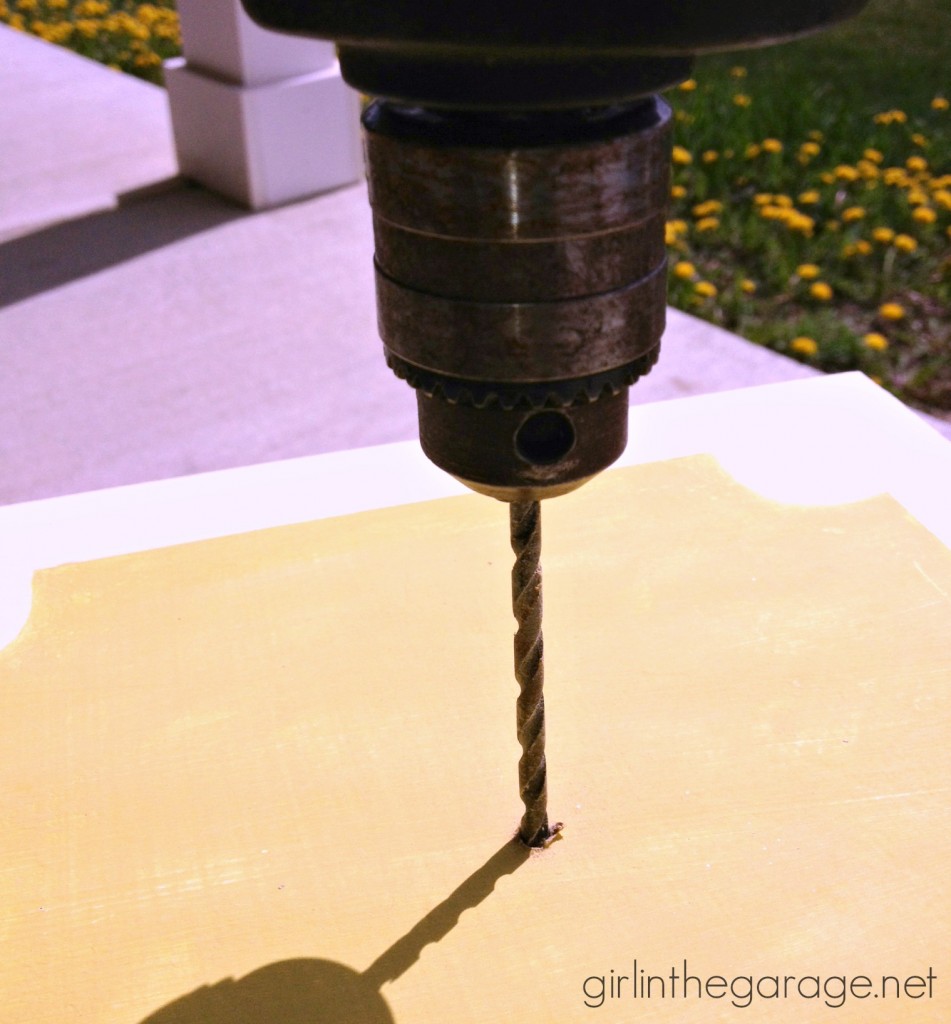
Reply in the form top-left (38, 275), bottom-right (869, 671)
top-left (510, 500), bottom-right (555, 847)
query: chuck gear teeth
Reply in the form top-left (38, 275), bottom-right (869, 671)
top-left (385, 345), bottom-right (660, 410)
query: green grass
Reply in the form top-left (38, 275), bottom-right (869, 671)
top-left (666, 0), bottom-right (951, 414)
top-left (0, 0), bottom-right (180, 83)
top-left (700, 0), bottom-right (951, 118)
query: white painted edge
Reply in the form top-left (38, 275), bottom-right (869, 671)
top-left (165, 57), bottom-right (362, 209)
top-left (2, 373), bottom-right (949, 650)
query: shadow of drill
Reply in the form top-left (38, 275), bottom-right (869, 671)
top-left (138, 839), bottom-right (531, 1024)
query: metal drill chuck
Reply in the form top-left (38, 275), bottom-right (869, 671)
top-left (241, 0), bottom-right (869, 500)
top-left (364, 99), bottom-right (672, 500)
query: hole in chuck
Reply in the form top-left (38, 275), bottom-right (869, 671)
top-left (514, 411), bottom-right (576, 466)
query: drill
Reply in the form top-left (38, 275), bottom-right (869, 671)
top-left (238, 0), bottom-right (868, 843)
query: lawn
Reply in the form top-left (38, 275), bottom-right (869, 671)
top-left (2, 0), bottom-right (948, 416)
top-left (0, 0), bottom-right (179, 80)
top-left (668, 0), bottom-right (951, 415)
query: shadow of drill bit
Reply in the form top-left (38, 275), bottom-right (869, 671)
top-left (137, 838), bottom-right (530, 1024)
top-left (361, 836), bottom-right (529, 989)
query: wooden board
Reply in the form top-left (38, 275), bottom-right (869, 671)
top-left (3, 455), bottom-right (949, 1022)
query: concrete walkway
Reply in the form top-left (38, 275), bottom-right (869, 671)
top-left (2, 26), bottom-right (945, 505)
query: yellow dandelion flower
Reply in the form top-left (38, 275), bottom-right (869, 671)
top-left (874, 109), bottom-right (908, 125)
top-left (932, 189), bottom-right (951, 211)
top-left (695, 216), bottom-right (720, 233)
top-left (912, 206), bottom-right (937, 224)
top-left (798, 190), bottom-right (821, 204)
top-left (884, 167), bottom-right (910, 187)
top-left (810, 281), bottom-right (833, 301)
top-left (906, 155), bottom-right (928, 173)
top-left (893, 234), bottom-right (918, 253)
top-left (808, 130), bottom-right (825, 142)
top-left (678, 78), bottom-right (698, 91)
top-left (856, 160), bottom-right (881, 179)
top-left (820, 172), bottom-right (836, 185)
top-left (762, 138), bottom-right (783, 154)
top-left (692, 200), bottom-right (723, 217)
top-left (745, 143), bottom-right (761, 159)
top-left (855, 240), bottom-right (872, 255)
top-left (754, 193), bottom-right (774, 206)
top-left (790, 336), bottom-right (819, 356)
top-left (701, 150), bottom-right (719, 164)
top-left (740, 279), bottom-right (757, 294)
top-left (665, 219), bottom-right (688, 245)
top-left (796, 263), bottom-right (821, 280)
top-left (137, 4), bottom-right (160, 25)
top-left (863, 148), bottom-right (884, 164)
top-left (694, 281), bottom-right (718, 298)
top-left (787, 213), bottom-right (816, 236)
top-left (730, 66), bottom-right (747, 78)
top-left (799, 141), bottom-right (821, 158)
top-left (842, 206), bottom-right (866, 222)
top-left (863, 333), bottom-right (889, 352)
top-left (912, 133), bottom-right (929, 147)
top-left (672, 145), bottom-right (692, 166)
top-left (733, 94), bottom-right (752, 108)
top-left (872, 227), bottom-right (895, 244)
top-left (153, 21), bottom-right (180, 44)
top-left (879, 302), bottom-right (905, 321)
top-left (931, 97), bottom-right (949, 111)
top-left (673, 261), bottom-right (697, 280)
top-left (834, 165), bottom-right (860, 182)
top-left (906, 188), bottom-right (929, 206)
top-left (773, 194), bottom-right (793, 208)
top-left (670, 184), bottom-right (687, 199)
top-left (123, 14), bottom-right (149, 39)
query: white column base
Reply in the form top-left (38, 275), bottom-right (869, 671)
top-left (164, 56), bottom-right (363, 210)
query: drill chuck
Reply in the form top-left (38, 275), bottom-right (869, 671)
top-left (364, 99), bottom-right (672, 500)
top-left (240, 0), bottom-right (869, 499)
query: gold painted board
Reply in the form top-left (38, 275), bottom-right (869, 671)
top-left (2, 455), bottom-right (950, 1022)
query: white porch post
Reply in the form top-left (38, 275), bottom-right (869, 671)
top-left (164, 0), bottom-right (363, 209)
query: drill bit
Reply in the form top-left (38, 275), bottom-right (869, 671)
top-left (510, 500), bottom-right (556, 847)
